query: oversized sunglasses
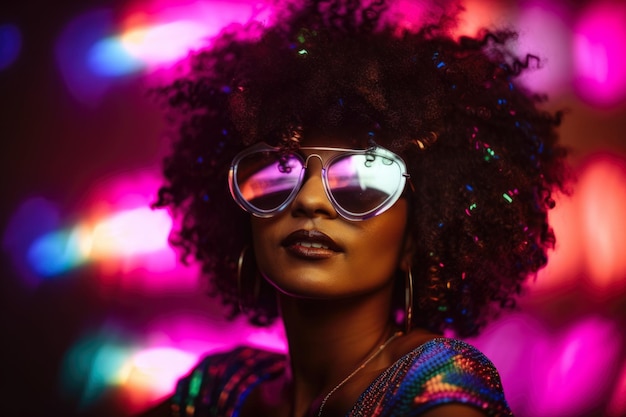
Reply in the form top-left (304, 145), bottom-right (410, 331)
top-left (228, 142), bottom-right (410, 221)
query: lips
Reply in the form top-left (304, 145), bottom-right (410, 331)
top-left (281, 229), bottom-right (343, 259)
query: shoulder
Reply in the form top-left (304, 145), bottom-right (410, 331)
top-left (351, 338), bottom-right (513, 417)
top-left (404, 338), bottom-right (511, 414)
top-left (172, 346), bottom-right (286, 417)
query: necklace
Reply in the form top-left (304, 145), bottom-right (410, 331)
top-left (316, 330), bottom-right (403, 417)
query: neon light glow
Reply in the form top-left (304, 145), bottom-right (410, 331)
top-left (60, 328), bottom-right (135, 410)
top-left (87, 37), bottom-right (144, 76)
top-left (121, 21), bottom-right (208, 64)
top-left (579, 154), bottom-right (626, 292)
top-left (0, 23), bottom-right (22, 70)
top-left (23, 206), bottom-right (173, 278)
top-left (60, 313), bottom-right (286, 413)
top-left (3, 170), bottom-right (200, 292)
top-left (607, 359), bottom-right (626, 417)
top-left (90, 207), bottom-right (171, 257)
top-left (27, 224), bottom-right (92, 277)
top-left (516, 2), bottom-right (573, 97)
top-left (532, 154), bottom-right (626, 295)
top-left (55, 1), bottom-right (272, 102)
top-left (473, 314), bottom-right (622, 417)
top-left (530, 317), bottom-right (621, 416)
top-left (573, 2), bottom-right (626, 106)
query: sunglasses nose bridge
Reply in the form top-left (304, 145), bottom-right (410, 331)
top-left (303, 153), bottom-right (324, 169)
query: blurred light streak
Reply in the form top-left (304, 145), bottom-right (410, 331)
top-left (90, 207), bottom-right (171, 257)
top-left (533, 189), bottom-right (582, 294)
top-left (61, 327), bottom-right (136, 410)
top-left (473, 314), bottom-right (622, 417)
top-left (530, 316), bottom-right (621, 417)
top-left (573, 2), bottom-right (626, 107)
top-left (120, 21), bottom-right (207, 65)
top-left (124, 315), bottom-right (285, 412)
top-left (87, 37), bottom-right (144, 76)
top-left (532, 153), bottom-right (626, 295)
top-left (57, 1), bottom-right (273, 98)
top-left (607, 359), bottom-right (626, 417)
top-left (470, 313), bottom-right (546, 414)
top-left (386, 0), bottom-right (428, 33)
top-left (123, 347), bottom-right (197, 398)
top-left (0, 23), bottom-right (22, 70)
top-left (23, 206), bottom-right (173, 279)
top-left (4, 169), bottom-right (200, 292)
top-left (454, 0), bottom-right (515, 38)
top-left (579, 154), bottom-right (626, 292)
top-left (55, 9), bottom-right (120, 105)
top-left (516, 2), bottom-right (573, 97)
top-left (2, 197), bottom-right (62, 287)
top-left (26, 224), bottom-right (92, 277)
top-left (60, 312), bottom-right (286, 414)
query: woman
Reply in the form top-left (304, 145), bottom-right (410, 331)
top-left (144, 0), bottom-right (568, 416)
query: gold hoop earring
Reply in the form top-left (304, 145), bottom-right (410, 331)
top-left (237, 245), bottom-right (261, 314)
top-left (405, 268), bottom-right (414, 333)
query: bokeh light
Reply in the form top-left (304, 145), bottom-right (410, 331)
top-left (2, 197), bottom-right (63, 287)
top-left (2, 169), bottom-right (200, 292)
top-left (60, 325), bottom-right (136, 410)
top-left (60, 313), bottom-right (286, 413)
top-left (579, 154), bottom-right (626, 292)
top-left (0, 23), bottom-right (22, 70)
top-left (573, 1), bottom-right (626, 107)
top-left (55, 8), bottom-right (120, 104)
top-left (4, 1), bottom-right (626, 416)
top-left (515, 1), bottom-right (573, 97)
top-left (530, 317), bottom-right (621, 416)
top-left (27, 224), bottom-right (92, 277)
top-left (55, 1), bottom-right (272, 103)
top-left (607, 358), bottom-right (626, 417)
top-left (531, 153), bottom-right (626, 295)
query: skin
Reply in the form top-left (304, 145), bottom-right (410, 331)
top-left (137, 137), bottom-right (487, 417)
top-left (242, 136), bottom-right (487, 417)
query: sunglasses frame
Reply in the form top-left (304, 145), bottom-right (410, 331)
top-left (228, 142), bottom-right (410, 221)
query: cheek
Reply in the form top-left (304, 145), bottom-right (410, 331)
top-left (250, 220), bottom-right (274, 274)
top-left (353, 203), bottom-right (409, 275)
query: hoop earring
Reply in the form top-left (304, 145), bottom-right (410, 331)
top-left (237, 245), bottom-right (261, 314)
top-left (405, 268), bottom-right (414, 333)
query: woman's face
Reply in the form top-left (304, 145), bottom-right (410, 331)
top-left (250, 136), bottom-right (410, 300)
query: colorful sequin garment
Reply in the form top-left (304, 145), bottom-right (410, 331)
top-left (171, 338), bottom-right (513, 416)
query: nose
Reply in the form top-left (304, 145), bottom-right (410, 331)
top-left (290, 155), bottom-right (338, 219)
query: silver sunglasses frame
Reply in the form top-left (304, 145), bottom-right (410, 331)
top-left (228, 142), bottom-right (410, 221)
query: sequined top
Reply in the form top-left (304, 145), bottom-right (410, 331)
top-left (171, 338), bottom-right (513, 416)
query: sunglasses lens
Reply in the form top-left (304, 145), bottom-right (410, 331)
top-left (235, 151), bottom-right (302, 212)
top-left (326, 153), bottom-right (404, 216)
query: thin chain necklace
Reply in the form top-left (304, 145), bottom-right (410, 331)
top-left (316, 330), bottom-right (403, 417)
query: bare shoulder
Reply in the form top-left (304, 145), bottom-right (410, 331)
top-left (420, 404), bottom-right (488, 417)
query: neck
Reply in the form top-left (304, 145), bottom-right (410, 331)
top-left (277, 285), bottom-right (397, 417)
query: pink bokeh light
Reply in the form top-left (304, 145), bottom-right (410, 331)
top-left (532, 153), bottom-right (626, 296)
top-left (607, 358), bottom-right (626, 417)
top-left (472, 314), bottom-right (621, 417)
top-left (515, 1), bottom-right (573, 97)
top-left (4, 168), bottom-right (201, 292)
top-left (123, 311), bottom-right (285, 412)
top-left (573, 1), bottom-right (626, 107)
top-left (56, 1), bottom-right (273, 103)
top-left (578, 154), bottom-right (626, 292)
top-left (530, 316), bottom-right (621, 416)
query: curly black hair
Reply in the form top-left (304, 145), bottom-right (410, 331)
top-left (152, 0), bottom-right (569, 338)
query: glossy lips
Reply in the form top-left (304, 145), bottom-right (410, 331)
top-left (281, 229), bottom-right (343, 259)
